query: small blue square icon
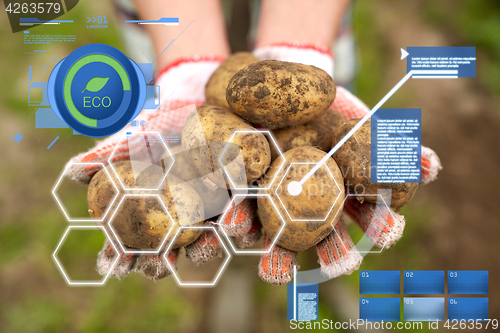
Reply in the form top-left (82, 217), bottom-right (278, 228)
top-left (12, 133), bottom-right (23, 143)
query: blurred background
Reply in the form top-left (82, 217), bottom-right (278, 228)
top-left (1, 0), bottom-right (499, 332)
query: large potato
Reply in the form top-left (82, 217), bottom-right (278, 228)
top-left (226, 60), bottom-right (336, 129)
top-left (205, 52), bottom-right (259, 109)
top-left (87, 161), bottom-right (204, 250)
top-left (332, 118), bottom-right (418, 208)
top-left (258, 146), bottom-right (345, 252)
top-left (181, 105), bottom-right (271, 189)
top-left (165, 146), bottom-right (230, 218)
top-left (270, 108), bottom-right (346, 160)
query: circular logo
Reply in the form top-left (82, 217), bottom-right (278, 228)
top-left (48, 44), bottom-right (146, 137)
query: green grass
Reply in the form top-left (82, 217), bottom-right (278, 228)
top-left (3, 297), bottom-right (71, 333)
top-left (423, 0), bottom-right (500, 95)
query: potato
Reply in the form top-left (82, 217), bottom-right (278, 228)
top-left (87, 161), bottom-right (204, 250)
top-left (164, 145), bottom-right (230, 218)
top-left (270, 109), bottom-right (346, 160)
top-left (181, 105), bottom-right (271, 189)
top-left (226, 60), bottom-right (336, 129)
top-left (165, 145), bottom-right (200, 180)
top-left (257, 146), bottom-right (345, 252)
top-left (332, 118), bottom-right (418, 208)
top-left (206, 52), bottom-right (259, 109)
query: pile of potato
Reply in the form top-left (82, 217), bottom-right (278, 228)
top-left (87, 52), bottom-right (418, 260)
top-left (88, 160), bottom-right (206, 250)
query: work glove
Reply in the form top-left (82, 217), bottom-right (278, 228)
top-left (61, 55), bottom-right (252, 281)
top-left (252, 42), bottom-right (442, 285)
top-left (65, 55), bottom-right (224, 183)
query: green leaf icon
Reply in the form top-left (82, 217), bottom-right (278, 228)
top-left (82, 77), bottom-right (110, 93)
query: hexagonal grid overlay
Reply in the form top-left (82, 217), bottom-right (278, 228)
top-left (218, 193), bottom-right (286, 254)
top-left (275, 163), bottom-right (343, 222)
top-left (109, 131), bottom-right (174, 191)
top-left (53, 162), bottom-right (119, 222)
top-left (53, 225), bottom-right (119, 286)
top-left (291, 192), bottom-right (398, 285)
top-left (107, 194), bottom-right (175, 254)
top-left (335, 192), bottom-right (397, 254)
top-left (163, 226), bottom-right (231, 287)
top-left (218, 130), bottom-right (286, 190)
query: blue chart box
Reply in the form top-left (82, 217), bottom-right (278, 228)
top-left (143, 85), bottom-right (160, 110)
top-left (28, 82), bottom-right (49, 106)
top-left (404, 271), bottom-right (444, 294)
top-left (448, 271), bottom-right (488, 294)
top-left (359, 298), bottom-right (400, 321)
top-left (287, 283), bottom-right (319, 321)
top-left (35, 108), bottom-right (69, 129)
top-left (359, 271), bottom-right (400, 295)
top-left (137, 63), bottom-right (154, 83)
top-left (448, 298), bottom-right (488, 321)
top-left (404, 298), bottom-right (445, 321)
top-left (371, 109), bottom-right (421, 183)
top-left (406, 46), bottom-right (476, 77)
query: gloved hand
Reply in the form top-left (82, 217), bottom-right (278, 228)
top-left (66, 55), bottom-right (223, 183)
top-left (98, 198), bottom-right (261, 281)
top-left (97, 226), bottom-right (223, 281)
top-left (62, 55), bottom-right (252, 281)
top-left (251, 42), bottom-right (442, 285)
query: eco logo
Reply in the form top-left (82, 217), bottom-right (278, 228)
top-left (48, 44), bottom-right (146, 137)
top-left (82, 77), bottom-right (109, 93)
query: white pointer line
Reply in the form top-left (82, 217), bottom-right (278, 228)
top-left (296, 69), bottom-right (458, 188)
top-left (413, 75), bottom-right (458, 79)
top-left (138, 23), bottom-right (179, 26)
top-left (293, 265), bottom-right (297, 321)
top-left (20, 23), bottom-right (60, 25)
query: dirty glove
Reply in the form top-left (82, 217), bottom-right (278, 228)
top-left (66, 55), bottom-right (224, 183)
top-left (253, 42), bottom-right (442, 285)
top-left (58, 54), bottom-right (244, 281)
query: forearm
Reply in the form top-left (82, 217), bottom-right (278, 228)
top-left (132, 0), bottom-right (231, 68)
top-left (255, 0), bottom-right (351, 49)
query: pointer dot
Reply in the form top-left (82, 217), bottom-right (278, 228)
top-left (287, 181), bottom-right (302, 196)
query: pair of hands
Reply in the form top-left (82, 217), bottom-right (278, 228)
top-left (67, 43), bottom-right (441, 284)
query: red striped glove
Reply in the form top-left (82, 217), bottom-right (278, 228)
top-left (97, 228), bottom-right (226, 281)
top-left (253, 42), bottom-right (442, 285)
top-left (84, 55), bottom-right (240, 281)
top-left (65, 55), bottom-right (224, 184)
